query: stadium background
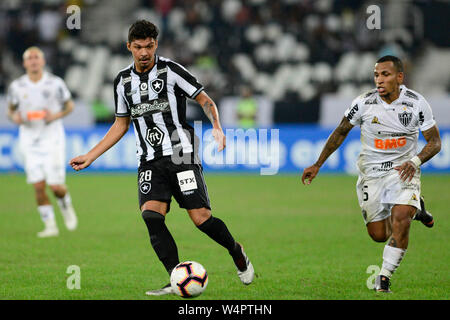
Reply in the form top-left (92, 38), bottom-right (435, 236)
top-left (0, 0), bottom-right (449, 302)
top-left (0, 0), bottom-right (449, 174)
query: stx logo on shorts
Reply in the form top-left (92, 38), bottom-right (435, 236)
top-left (177, 170), bottom-right (198, 192)
top-left (374, 137), bottom-right (406, 150)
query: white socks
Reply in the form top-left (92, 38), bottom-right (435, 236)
top-left (56, 192), bottom-right (72, 211)
top-left (380, 245), bottom-right (406, 278)
top-left (37, 205), bottom-right (57, 229)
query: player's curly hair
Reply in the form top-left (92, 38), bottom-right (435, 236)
top-left (128, 20), bottom-right (159, 43)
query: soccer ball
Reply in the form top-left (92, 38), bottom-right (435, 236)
top-left (170, 261), bottom-right (208, 298)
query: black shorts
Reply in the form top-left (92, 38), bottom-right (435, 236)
top-left (137, 156), bottom-right (211, 213)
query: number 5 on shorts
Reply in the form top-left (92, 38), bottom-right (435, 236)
top-left (363, 185), bottom-right (369, 201)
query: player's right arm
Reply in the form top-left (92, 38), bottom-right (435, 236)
top-left (69, 116), bottom-right (131, 171)
top-left (6, 82), bottom-right (24, 125)
top-left (302, 117), bottom-right (354, 185)
top-left (70, 73), bottom-right (131, 171)
top-left (7, 103), bottom-right (24, 125)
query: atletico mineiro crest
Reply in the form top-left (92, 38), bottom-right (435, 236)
top-left (398, 111), bottom-right (412, 127)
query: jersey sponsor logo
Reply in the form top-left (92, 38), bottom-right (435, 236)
top-left (126, 89), bottom-right (137, 96)
top-left (27, 110), bottom-right (46, 121)
top-left (401, 101), bottom-right (413, 108)
top-left (398, 111), bottom-right (412, 127)
top-left (130, 99), bottom-right (170, 118)
top-left (374, 137), bottom-right (406, 149)
top-left (140, 82), bottom-right (148, 91)
top-left (42, 90), bottom-right (51, 99)
top-left (419, 111), bottom-right (425, 125)
top-left (156, 67), bottom-right (167, 75)
top-left (176, 170), bottom-right (198, 192)
top-left (346, 104), bottom-right (359, 121)
top-left (146, 126), bottom-right (165, 147)
top-left (150, 79), bottom-right (164, 94)
top-left (364, 98), bottom-right (377, 105)
top-left (122, 76), bottom-right (131, 85)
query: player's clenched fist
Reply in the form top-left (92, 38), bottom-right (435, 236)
top-left (301, 164), bottom-right (320, 185)
top-left (69, 155), bottom-right (93, 171)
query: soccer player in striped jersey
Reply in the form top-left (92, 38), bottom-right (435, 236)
top-left (302, 56), bottom-right (441, 293)
top-left (70, 20), bottom-right (254, 295)
top-left (7, 47), bottom-right (78, 237)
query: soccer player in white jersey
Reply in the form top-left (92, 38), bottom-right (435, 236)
top-left (6, 47), bottom-right (78, 238)
top-left (302, 55), bottom-right (441, 293)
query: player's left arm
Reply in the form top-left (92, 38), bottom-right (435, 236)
top-left (195, 91), bottom-right (226, 152)
top-left (395, 125), bottom-right (441, 182)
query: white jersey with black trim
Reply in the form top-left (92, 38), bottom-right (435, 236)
top-left (344, 85), bottom-right (436, 178)
top-left (6, 72), bottom-right (71, 149)
top-left (113, 55), bottom-right (204, 165)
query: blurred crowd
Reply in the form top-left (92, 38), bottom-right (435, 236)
top-left (0, 0), bottom-right (448, 123)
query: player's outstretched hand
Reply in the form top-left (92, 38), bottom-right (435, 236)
top-left (394, 161), bottom-right (417, 182)
top-left (69, 155), bottom-right (93, 171)
top-left (212, 128), bottom-right (226, 152)
top-left (302, 164), bottom-right (320, 185)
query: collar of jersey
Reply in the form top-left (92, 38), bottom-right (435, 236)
top-left (132, 55), bottom-right (159, 76)
top-left (378, 85), bottom-right (406, 107)
top-left (26, 71), bottom-right (48, 85)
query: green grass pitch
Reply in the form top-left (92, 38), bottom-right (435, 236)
top-left (0, 173), bottom-right (448, 300)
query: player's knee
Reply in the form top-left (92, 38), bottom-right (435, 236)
top-left (189, 208), bottom-right (211, 227)
top-left (368, 230), bottom-right (389, 242)
top-left (142, 210), bottom-right (165, 233)
top-left (49, 185), bottom-right (66, 198)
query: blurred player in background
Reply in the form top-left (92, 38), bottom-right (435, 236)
top-left (302, 55), bottom-right (441, 293)
top-left (69, 20), bottom-right (254, 295)
top-left (7, 47), bottom-right (78, 238)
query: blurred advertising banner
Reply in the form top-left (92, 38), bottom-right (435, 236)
top-left (0, 125), bottom-right (449, 174)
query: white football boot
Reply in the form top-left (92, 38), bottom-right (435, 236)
top-left (62, 205), bottom-right (78, 231)
top-left (37, 219), bottom-right (59, 238)
top-left (58, 195), bottom-right (78, 231)
top-left (234, 243), bottom-right (255, 285)
top-left (145, 283), bottom-right (175, 296)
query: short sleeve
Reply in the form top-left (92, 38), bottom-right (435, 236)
top-left (418, 97), bottom-right (436, 132)
top-left (168, 62), bottom-right (204, 99)
top-left (6, 83), bottom-right (19, 107)
top-left (114, 74), bottom-right (130, 117)
top-left (344, 96), bottom-right (363, 126)
top-left (56, 78), bottom-right (72, 103)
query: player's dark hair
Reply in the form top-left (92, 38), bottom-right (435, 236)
top-left (128, 20), bottom-right (159, 43)
top-left (376, 55), bottom-right (403, 73)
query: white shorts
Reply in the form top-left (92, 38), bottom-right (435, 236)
top-left (22, 145), bottom-right (66, 185)
top-left (356, 169), bottom-right (421, 225)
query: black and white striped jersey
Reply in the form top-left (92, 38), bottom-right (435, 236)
top-left (114, 55), bottom-right (204, 165)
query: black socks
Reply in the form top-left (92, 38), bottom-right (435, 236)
top-left (142, 210), bottom-right (179, 275)
top-left (197, 216), bottom-right (241, 258)
top-left (142, 211), bottom-right (243, 274)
